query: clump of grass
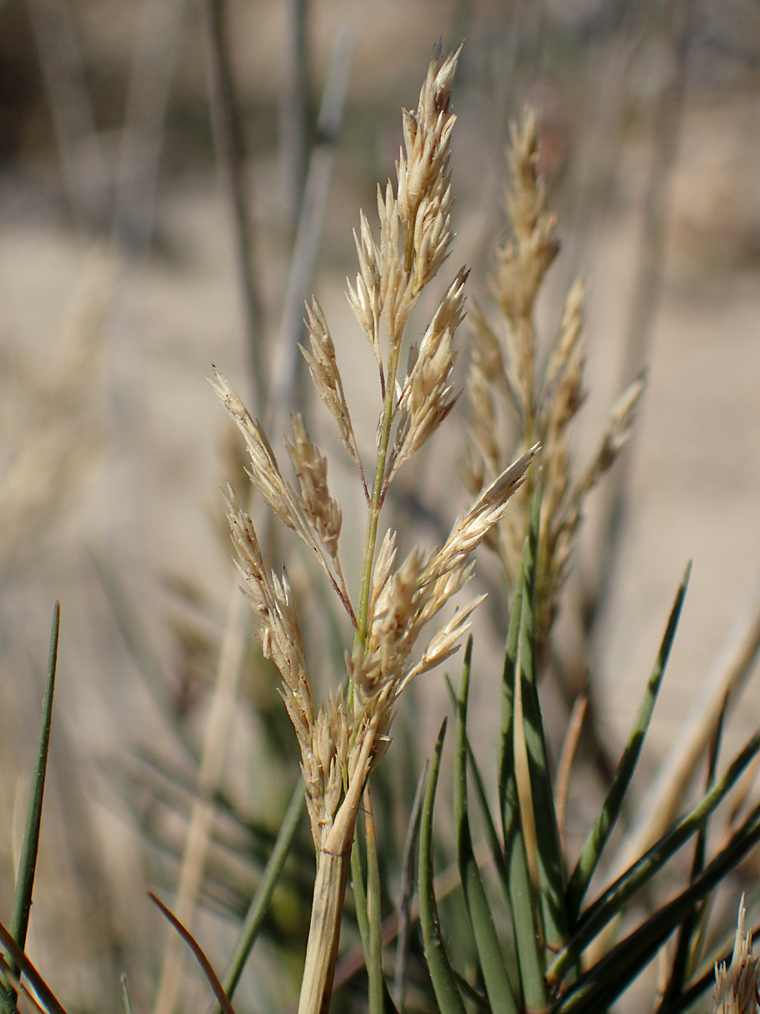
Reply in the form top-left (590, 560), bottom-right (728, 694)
top-left (213, 44), bottom-right (535, 1014)
top-left (2, 39), bottom-right (760, 1014)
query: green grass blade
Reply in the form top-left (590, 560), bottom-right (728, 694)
top-left (364, 786), bottom-right (386, 1014)
top-left (658, 703), bottom-right (724, 1011)
top-left (8, 603), bottom-right (60, 998)
top-left (419, 719), bottom-right (466, 1014)
top-left (548, 727), bottom-right (760, 984)
top-left (518, 485), bottom-right (567, 952)
top-left (498, 553), bottom-right (545, 1010)
top-left (444, 677), bottom-right (510, 908)
top-left (394, 766), bottom-right (426, 1012)
top-left (351, 811), bottom-right (370, 953)
top-left (498, 578), bottom-right (523, 844)
top-left (455, 640), bottom-right (519, 1014)
top-left (220, 780), bottom-right (305, 1005)
top-left (566, 564), bottom-right (691, 923)
top-left (554, 801), bottom-right (760, 1014)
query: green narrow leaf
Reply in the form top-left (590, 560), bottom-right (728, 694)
top-left (554, 801), bottom-right (760, 1014)
top-left (364, 786), bottom-right (386, 1014)
top-left (498, 578), bottom-right (523, 843)
top-left (220, 780), bottom-right (305, 1006)
top-left (444, 677), bottom-right (510, 912)
top-left (351, 818), bottom-right (370, 955)
top-left (548, 727), bottom-right (760, 985)
top-left (498, 555), bottom-right (545, 1010)
top-left (658, 700), bottom-right (724, 1012)
top-left (6, 603), bottom-right (60, 1005)
top-left (419, 719), bottom-right (466, 1014)
top-left (518, 485), bottom-right (568, 951)
top-left (394, 767), bottom-right (426, 1012)
top-left (455, 640), bottom-right (519, 1014)
top-left (566, 563), bottom-right (691, 923)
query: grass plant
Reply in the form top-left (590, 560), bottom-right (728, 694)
top-left (1, 39), bottom-right (760, 1014)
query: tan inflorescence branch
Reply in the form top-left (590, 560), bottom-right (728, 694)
top-left (464, 107), bottom-right (645, 657)
top-left (213, 45), bottom-right (536, 1014)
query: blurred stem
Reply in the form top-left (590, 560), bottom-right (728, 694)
top-left (586, 0), bottom-right (693, 641)
top-left (200, 0), bottom-right (266, 413)
top-left (281, 0), bottom-right (309, 234)
top-left (219, 782), bottom-right (306, 1008)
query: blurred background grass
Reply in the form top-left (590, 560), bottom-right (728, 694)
top-left (1, 1), bottom-right (760, 1012)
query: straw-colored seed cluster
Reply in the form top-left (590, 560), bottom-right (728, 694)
top-left (213, 46), bottom-right (535, 862)
top-left (464, 109), bottom-right (644, 655)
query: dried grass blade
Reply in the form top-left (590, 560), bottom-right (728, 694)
top-left (419, 720), bottom-right (466, 1014)
top-left (566, 563), bottom-right (691, 923)
top-left (454, 641), bottom-right (519, 1014)
top-left (8, 603), bottom-right (60, 1000)
top-left (148, 893), bottom-right (237, 1014)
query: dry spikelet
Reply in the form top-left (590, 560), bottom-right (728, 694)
top-left (286, 414), bottom-right (343, 560)
top-left (428, 445), bottom-right (538, 583)
top-left (346, 211), bottom-right (383, 368)
top-left (301, 300), bottom-right (363, 474)
top-left (212, 370), bottom-right (299, 532)
top-left (714, 898), bottom-right (760, 1014)
top-left (388, 267), bottom-right (467, 480)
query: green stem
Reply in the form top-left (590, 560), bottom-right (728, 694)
top-left (354, 339), bottom-right (403, 648)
